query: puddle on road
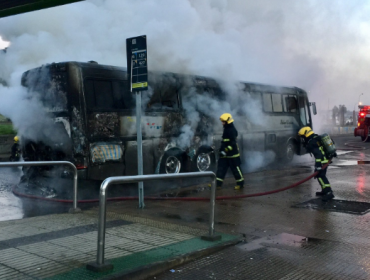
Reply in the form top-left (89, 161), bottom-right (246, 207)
top-left (331, 160), bottom-right (370, 166)
top-left (336, 151), bottom-right (354, 156)
top-left (238, 233), bottom-right (322, 251)
top-left (332, 160), bottom-right (358, 166)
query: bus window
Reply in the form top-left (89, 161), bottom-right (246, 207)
top-left (146, 87), bottom-right (179, 110)
top-left (85, 79), bottom-right (132, 111)
top-left (263, 93), bottom-right (273, 112)
top-left (271, 94), bottom-right (283, 112)
top-left (299, 97), bottom-right (310, 126)
top-left (146, 88), bottom-right (162, 110)
top-left (112, 81), bottom-right (134, 109)
top-left (95, 80), bottom-right (114, 108)
top-left (161, 85), bottom-right (179, 110)
top-left (283, 95), bottom-right (298, 113)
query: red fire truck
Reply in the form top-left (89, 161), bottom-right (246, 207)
top-left (354, 105), bottom-right (370, 142)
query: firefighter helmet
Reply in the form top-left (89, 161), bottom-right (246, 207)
top-left (14, 136), bottom-right (19, 143)
top-left (220, 113), bottom-right (234, 124)
top-left (298, 126), bottom-right (314, 138)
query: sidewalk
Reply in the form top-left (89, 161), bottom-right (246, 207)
top-left (0, 200), bottom-right (239, 280)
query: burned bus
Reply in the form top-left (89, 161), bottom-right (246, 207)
top-left (19, 61), bottom-right (316, 194)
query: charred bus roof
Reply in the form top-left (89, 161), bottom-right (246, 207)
top-left (21, 61), bottom-right (306, 96)
top-left (21, 61), bottom-right (128, 86)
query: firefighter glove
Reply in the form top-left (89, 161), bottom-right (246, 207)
top-left (220, 151), bottom-right (227, 157)
top-left (315, 162), bottom-right (322, 171)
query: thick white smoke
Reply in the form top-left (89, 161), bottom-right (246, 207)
top-left (0, 36), bottom-right (9, 49)
top-left (0, 0), bottom-right (370, 169)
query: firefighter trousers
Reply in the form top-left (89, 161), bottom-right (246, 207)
top-left (315, 168), bottom-right (331, 190)
top-left (216, 157), bottom-right (244, 187)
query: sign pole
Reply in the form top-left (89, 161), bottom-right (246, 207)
top-left (127, 35), bottom-right (148, 209)
top-left (136, 91), bottom-right (144, 208)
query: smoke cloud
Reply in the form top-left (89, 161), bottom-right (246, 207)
top-left (0, 0), bottom-right (369, 169)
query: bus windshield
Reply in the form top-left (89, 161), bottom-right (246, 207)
top-left (299, 95), bottom-right (311, 127)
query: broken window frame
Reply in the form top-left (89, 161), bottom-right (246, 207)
top-left (84, 78), bottom-right (133, 112)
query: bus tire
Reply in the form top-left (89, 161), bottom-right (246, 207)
top-left (192, 146), bottom-right (216, 172)
top-left (283, 141), bottom-right (296, 162)
top-left (362, 126), bottom-right (370, 142)
top-left (159, 149), bottom-right (184, 174)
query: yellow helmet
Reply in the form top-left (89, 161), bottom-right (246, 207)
top-left (14, 136), bottom-right (19, 143)
top-left (298, 126), bottom-right (314, 138)
top-left (220, 113), bottom-right (234, 124)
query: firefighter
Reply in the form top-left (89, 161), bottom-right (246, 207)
top-left (10, 135), bottom-right (21, 162)
top-left (216, 113), bottom-right (244, 190)
top-left (298, 126), bottom-right (334, 202)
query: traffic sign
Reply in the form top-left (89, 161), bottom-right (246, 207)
top-left (126, 35), bottom-right (148, 92)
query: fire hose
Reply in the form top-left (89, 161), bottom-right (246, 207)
top-left (11, 163), bottom-right (329, 203)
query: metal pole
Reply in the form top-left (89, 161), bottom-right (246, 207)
top-left (87, 171), bottom-right (219, 272)
top-left (0, 161), bottom-right (80, 213)
top-left (136, 91), bottom-right (145, 209)
top-left (97, 179), bottom-right (109, 265)
top-left (208, 177), bottom-right (216, 237)
top-left (71, 164), bottom-right (79, 212)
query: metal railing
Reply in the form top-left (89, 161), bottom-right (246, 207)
top-left (0, 161), bottom-right (80, 213)
top-left (86, 171), bottom-right (220, 272)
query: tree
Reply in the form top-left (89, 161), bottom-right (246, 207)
top-left (332, 106), bottom-right (339, 124)
top-left (338, 105), bottom-right (347, 126)
top-left (339, 105), bottom-right (347, 115)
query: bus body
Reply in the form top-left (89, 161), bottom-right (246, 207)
top-left (20, 61), bottom-right (316, 184)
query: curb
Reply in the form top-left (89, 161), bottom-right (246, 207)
top-left (103, 238), bottom-right (241, 280)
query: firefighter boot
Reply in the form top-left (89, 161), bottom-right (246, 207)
top-left (315, 191), bottom-right (324, 196)
top-left (209, 183), bottom-right (222, 190)
top-left (322, 187), bottom-right (334, 202)
top-left (234, 185), bottom-right (244, 190)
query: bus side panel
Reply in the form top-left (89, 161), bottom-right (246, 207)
top-left (269, 129), bottom-right (295, 158)
top-left (124, 140), bottom-right (154, 175)
top-left (265, 131), bottom-right (277, 152)
top-left (88, 161), bottom-right (125, 180)
top-left (88, 112), bottom-right (120, 138)
top-left (242, 132), bottom-right (265, 152)
top-left (120, 115), bottom-right (165, 138)
top-left (241, 132), bottom-right (265, 169)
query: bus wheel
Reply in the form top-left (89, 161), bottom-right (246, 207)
top-left (284, 141), bottom-right (296, 162)
top-left (160, 149), bottom-right (183, 174)
top-left (193, 147), bottom-right (216, 172)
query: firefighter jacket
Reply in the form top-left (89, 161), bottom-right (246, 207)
top-left (220, 123), bottom-right (240, 158)
top-left (305, 134), bottom-right (329, 168)
top-left (11, 143), bottom-right (20, 157)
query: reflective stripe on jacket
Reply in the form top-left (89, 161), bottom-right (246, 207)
top-left (220, 123), bottom-right (240, 158)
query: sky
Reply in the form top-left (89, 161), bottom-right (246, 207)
top-left (0, 0), bottom-right (370, 124)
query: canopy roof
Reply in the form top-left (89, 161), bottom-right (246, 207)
top-left (0, 0), bottom-right (84, 18)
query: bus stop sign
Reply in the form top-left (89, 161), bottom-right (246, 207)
top-left (126, 35), bottom-right (148, 92)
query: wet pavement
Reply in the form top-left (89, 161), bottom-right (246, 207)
top-left (146, 135), bottom-right (370, 279)
top-left (1, 134), bottom-right (370, 279)
top-left (0, 167), bottom-right (24, 221)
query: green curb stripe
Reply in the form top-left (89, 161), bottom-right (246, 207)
top-left (43, 233), bottom-right (237, 280)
